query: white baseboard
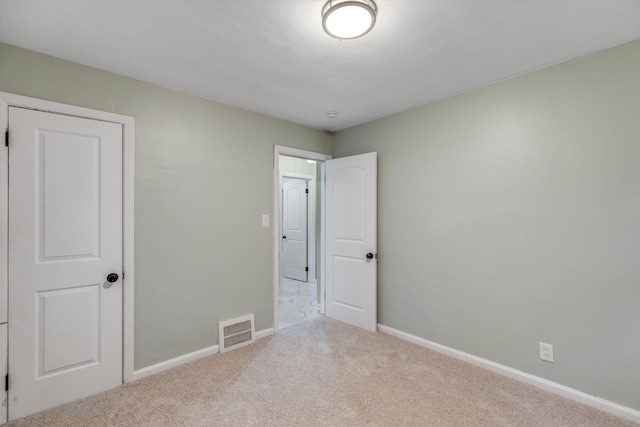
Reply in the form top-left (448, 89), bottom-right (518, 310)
top-left (132, 327), bottom-right (275, 381)
top-left (377, 324), bottom-right (640, 424)
top-left (132, 344), bottom-right (220, 381)
top-left (255, 327), bottom-right (275, 340)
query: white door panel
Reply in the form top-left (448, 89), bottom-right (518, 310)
top-left (325, 152), bottom-right (377, 331)
top-left (333, 256), bottom-right (366, 309)
top-left (38, 285), bottom-right (100, 375)
top-left (282, 178), bottom-right (308, 282)
top-left (40, 131), bottom-right (100, 259)
top-left (8, 107), bottom-right (123, 420)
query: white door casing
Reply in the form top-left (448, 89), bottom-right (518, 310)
top-left (0, 114), bottom-right (6, 327)
top-left (0, 100), bottom-right (6, 425)
top-left (281, 178), bottom-right (308, 282)
top-left (0, 324), bottom-right (6, 423)
top-left (8, 107), bottom-right (123, 420)
top-left (325, 152), bottom-right (377, 332)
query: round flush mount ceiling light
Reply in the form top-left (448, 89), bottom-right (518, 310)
top-left (322, 0), bottom-right (377, 40)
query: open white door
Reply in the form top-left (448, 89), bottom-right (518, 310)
top-left (8, 107), bottom-right (123, 420)
top-left (325, 152), bottom-right (377, 331)
top-left (281, 178), bottom-right (308, 282)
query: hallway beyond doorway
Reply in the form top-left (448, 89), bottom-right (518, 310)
top-left (278, 277), bottom-right (321, 329)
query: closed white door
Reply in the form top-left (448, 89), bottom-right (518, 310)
top-left (8, 107), bottom-right (123, 420)
top-left (325, 152), bottom-right (377, 331)
top-left (282, 178), bottom-right (308, 282)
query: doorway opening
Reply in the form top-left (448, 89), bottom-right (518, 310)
top-left (273, 146), bottom-right (332, 331)
top-left (279, 162), bottom-right (319, 329)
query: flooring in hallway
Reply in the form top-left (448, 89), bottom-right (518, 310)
top-left (278, 277), bottom-right (321, 329)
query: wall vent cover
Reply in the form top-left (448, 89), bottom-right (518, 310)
top-left (218, 314), bottom-right (255, 353)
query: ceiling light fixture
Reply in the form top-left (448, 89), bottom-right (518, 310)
top-left (322, 0), bottom-right (377, 40)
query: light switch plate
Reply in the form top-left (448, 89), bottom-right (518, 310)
top-left (261, 214), bottom-right (269, 227)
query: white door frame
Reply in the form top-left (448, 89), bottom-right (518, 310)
top-left (280, 173), bottom-right (316, 282)
top-left (0, 92), bottom-right (135, 383)
top-left (273, 146), bottom-right (331, 332)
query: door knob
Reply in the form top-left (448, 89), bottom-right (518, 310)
top-left (282, 235), bottom-right (287, 239)
top-left (106, 273), bottom-right (119, 283)
top-left (366, 253), bottom-right (374, 260)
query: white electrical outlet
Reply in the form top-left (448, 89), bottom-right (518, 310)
top-left (261, 214), bottom-right (269, 228)
top-left (539, 342), bottom-right (554, 362)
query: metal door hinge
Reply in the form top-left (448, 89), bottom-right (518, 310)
top-left (305, 267), bottom-right (309, 272)
top-left (305, 188), bottom-right (309, 194)
top-left (5, 374), bottom-right (8, 391)
top-left (4, 129), bottom-right (8, 147)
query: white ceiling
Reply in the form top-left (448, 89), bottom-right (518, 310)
top-left (1, 0), bottom-right (640, 132)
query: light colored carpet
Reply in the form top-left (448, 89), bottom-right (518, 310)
top-left (7, 317), bottom-right (637, 426)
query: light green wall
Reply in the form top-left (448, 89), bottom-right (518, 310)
top-left (334, 40), bottom-right (640, 410)
top-left (0, 42), bottom-right (334, 369)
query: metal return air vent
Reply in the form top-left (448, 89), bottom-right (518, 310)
top-left (218, 314), bottom-right (255, 353)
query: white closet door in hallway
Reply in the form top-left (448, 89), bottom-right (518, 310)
top-left (282, 177), bottom-right (308, 282)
